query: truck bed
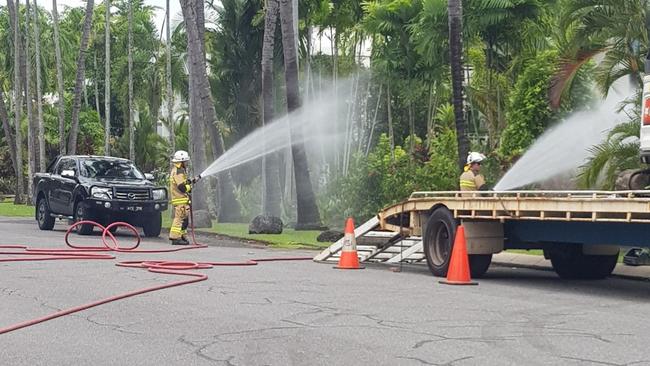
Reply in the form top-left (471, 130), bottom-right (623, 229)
top-left (379, 190), bottom-right (650, 234)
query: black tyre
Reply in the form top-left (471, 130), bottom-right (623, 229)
top-left (423, 207), bottom-right (493, 278)
top-left (423, 207), bottom-right (457, 277)
top-left (469, 254), bottom-right (493, 279)
top-left (74, 201), bottom-right (94, 235)
top-left (142, 212), bottom-right (162, 237)
top-left (546, 245), bottom-right (618, 279)
top-left (36, 198), bottom-right (55, 230)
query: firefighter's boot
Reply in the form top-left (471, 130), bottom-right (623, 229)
top-left (171, 238), bottom-right (190, 246)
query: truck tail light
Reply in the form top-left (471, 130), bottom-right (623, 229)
top-left (644, 97), bottom-right (650, 126)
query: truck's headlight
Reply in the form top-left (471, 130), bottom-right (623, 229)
top-left (91, 186), bottom-right (112, 200)
top-left (152, 189), bottom-right (167, 201)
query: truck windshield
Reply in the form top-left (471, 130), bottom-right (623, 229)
top-left (80, 159), bottom-right (145, 179)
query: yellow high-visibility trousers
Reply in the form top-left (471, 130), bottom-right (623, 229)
top-left (169, 204), bottom-right (190, 240)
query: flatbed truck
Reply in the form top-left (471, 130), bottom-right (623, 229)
top-left (315, 190), bottom-right (650, 279)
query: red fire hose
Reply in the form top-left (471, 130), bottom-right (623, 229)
top-left (0, 219), bottom-right (312, 335)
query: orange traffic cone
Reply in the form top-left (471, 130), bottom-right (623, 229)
top-left (439, 225), bottom-right (477, 285)
top-left (335, 217), bottom-right (365, 270)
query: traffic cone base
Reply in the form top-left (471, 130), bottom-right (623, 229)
top-left (334, 250), bottom-right (365, 269)
top-left (439, 226), bottom-right (477, 286)
top-left (439, 279), bottom-right (478, 285)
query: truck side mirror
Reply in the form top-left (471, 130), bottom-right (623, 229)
top-left (61, 170), bottom-right (76, 179)
top-left (144, 173), bottom-right (155, 180)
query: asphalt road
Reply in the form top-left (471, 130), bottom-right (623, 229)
top-left (2, 216), bottom-right (650, 366)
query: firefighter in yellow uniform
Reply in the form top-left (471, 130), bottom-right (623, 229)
top-left (169, 150), bottom-right (200, 245)
top-left (459, 152), bottom-right (486, 194)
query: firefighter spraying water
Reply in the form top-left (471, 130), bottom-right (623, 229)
top-left (168, 150), bottom-right (201, 246)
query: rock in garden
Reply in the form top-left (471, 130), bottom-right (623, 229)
top-left (317, 230), bottom-right (344, 243)
top-left (249, 215), bottom-right (283, 234)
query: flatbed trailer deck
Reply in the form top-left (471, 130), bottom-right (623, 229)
top-left (316, 191), bottom-right (650, 279)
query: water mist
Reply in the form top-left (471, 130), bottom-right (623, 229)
top-left (494, 83), bottom-right (636, 191)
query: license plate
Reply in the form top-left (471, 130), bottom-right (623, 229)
top-left (127, 206), bottom-right (143, 212)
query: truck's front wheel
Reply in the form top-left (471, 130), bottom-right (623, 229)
top-left (142, 212), bottom-right (162, 237)
top-left (546, 245), bottom-right (618, 279)
top-left (423, 207), bottom-right (492, 278)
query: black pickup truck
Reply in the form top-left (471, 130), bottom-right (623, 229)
top-left (33, 155), bottom-right (168, 237)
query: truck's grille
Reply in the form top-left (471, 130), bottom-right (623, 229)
top-left (114, 188), bottom-right (150, 201)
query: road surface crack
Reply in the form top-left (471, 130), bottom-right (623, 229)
top-left (560, 356), bottom-right (650, 366)
top-left (396, 356), bottom-right (473, 365)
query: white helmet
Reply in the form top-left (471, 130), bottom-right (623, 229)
top-left (172, 150), bottom-right (190, 163)
top-left (467, 152), bottom-right (486, 165)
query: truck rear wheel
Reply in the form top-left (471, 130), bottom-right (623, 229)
top-left (36, 197), bottom-right (55, 230)
top-left (423, 207), bottom-right (492, 278)
top-left (546, 245), bottom-right (618, 279)
top-left (142, 212), bottom-right (162, 237)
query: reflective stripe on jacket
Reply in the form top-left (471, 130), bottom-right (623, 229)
top-left (459, 170), bottom-right (485, 191)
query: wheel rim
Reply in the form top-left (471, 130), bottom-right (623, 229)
top-left (428, 223), bottom-right (452, 266)
top-left (38, 201), bottom-right (46, 225)
top-left (75, 205), bottom-right (84, 230)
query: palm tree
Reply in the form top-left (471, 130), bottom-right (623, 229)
top-left (181, 0), bottom-right (241, 223)
top-left (261, 0), bottom-right (281, 217)
top-left (0, 90), bottom-right (18, 186)
top-left (25, 0), bottom-right (36, 202)
top-left (8, 0), bottom-right (25, 203)
top-left (67, 0), bottom-right (95, 155)
top-left (447, 0), bottom-right (469, 171)
top-left (278, 0), bottom-right (322, 229)
top-left (52, 0), bottom-right (66, 155)
top-left (179, 0), bottom-right (212, 221)
top-left (579, 108), bottom-right (642, 189)
top-left (128, 0), bottom-right (134, 161)
top-left (32, 0), bottom-right (45, 171)
top-left (165, 0), bottom-right (174, 153)
top-left (104, 0), bottom-right (111, 155)
top-left (551, 0), bottom-right (648, 104)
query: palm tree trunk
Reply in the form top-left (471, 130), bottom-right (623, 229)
top-left (52, 0), bottom-right (66, 155)
top-left (104, 0), bottom-right (111, 155)
top-left (181, 0), bottom-right (240, 221)
top-left (32, 0), bottom-right (45, 171)
top-left (128, 0), bottom-right (134, 161)
top-left (387, 80), bottom-right (395, 160)
top-left (7, 0), bottom-right (25, 203)
top-left (365, 84), bottom-right (382, 156)
top-left (205, 121), bottom-right (242, 222)
top-left (25, 0), bottom-right (36, 203)
top-left (67, 0), bottom-right (95, 155)
top-left (448, 0), bottom-right (469, 171)
top-left (180, 0), bottom-right (210, 215)
top-left (9, 0), bottom-right (25, 204)
top-left (278, 0), bottom-right (321, 229)
top-left (261, 0), bottom-right (281, 218)
top-left (93, 53), bottom-right (101, 124)
top-left (165, 0), bottom-right (174, 153)
top-left (0, 90), bottom-right (18, 179)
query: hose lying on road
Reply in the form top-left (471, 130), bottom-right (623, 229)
top-left (0, 220), bottom-right (312, 335)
